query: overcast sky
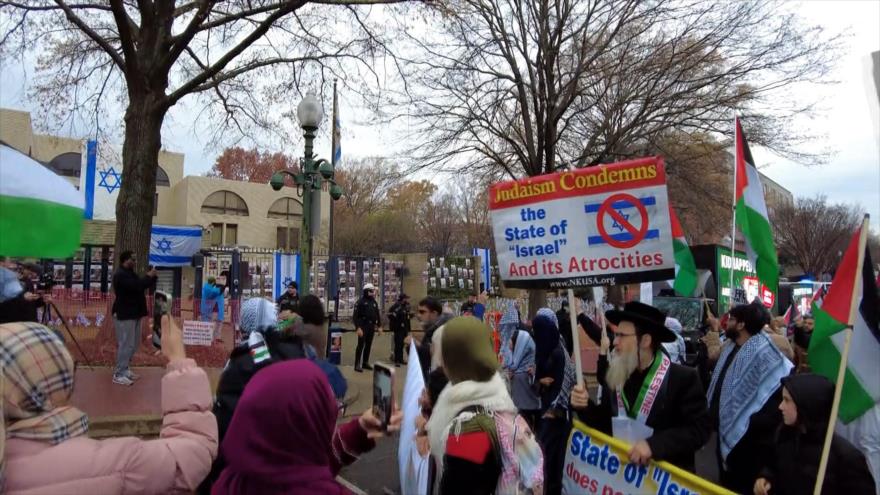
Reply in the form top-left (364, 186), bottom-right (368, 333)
top-left (2, 1), bottom-right (878, 228)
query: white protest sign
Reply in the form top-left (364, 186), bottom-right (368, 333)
top-left (489, 157), bottom-right (675, 288)
top-left (182, 320), bottom-right (214, 346)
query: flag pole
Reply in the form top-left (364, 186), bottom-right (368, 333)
top-left (813, 214), bottom-right (870, 495)
top-left (728, 116), bottom-right (739, 310)
top-left (567, 288), bottom-right (583, 386)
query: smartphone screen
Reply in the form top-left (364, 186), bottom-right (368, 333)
top-left (372, 363), bottom-right (394, 430)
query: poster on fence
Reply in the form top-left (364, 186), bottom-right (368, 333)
top-left (489, 157), bottom-right (675, 289)
top-left (563, 420), bottom-right (733, 495)
top-left (182, 320), bottom-right (214, 346)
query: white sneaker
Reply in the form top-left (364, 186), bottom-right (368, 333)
top-left (126, 371), bottom-right (140, 381)
top-left (112, 375), bottom-right (134, 386)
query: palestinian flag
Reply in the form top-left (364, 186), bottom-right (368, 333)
top-left (248, 331), bottom-right (271, 364)
top-left (669, 205), bottom-right (698, 296)
top-left (783, 302), bottom-right (800, 326)
top-left (809, 222), bottom-right (880, 423)
top-left (734, 118), bottom-right (779, 297)
top-left (0, 144), bottom-right (83, 258)
top-left (811, 284), bottom-right (828, 309)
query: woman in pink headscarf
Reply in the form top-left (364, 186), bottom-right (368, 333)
top-left (212, 359), bottom-right (401, 495)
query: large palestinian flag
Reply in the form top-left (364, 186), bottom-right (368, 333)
top-left (734, 118), bottom-right (779, 297)
top-left (0, 144), bottom-right (83, 258)
top-left (669, 205), bottom-right (698, 296)
top-left (809, 221), bottom-right (880, 423)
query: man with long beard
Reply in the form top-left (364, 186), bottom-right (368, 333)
top-left (570, 301), bottom-right (711, 472)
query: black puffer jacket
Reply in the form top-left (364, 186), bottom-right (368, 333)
top-left (759, 373), bottom-right (875, 495)
top-left (197, 332), bottom-right (307, 494)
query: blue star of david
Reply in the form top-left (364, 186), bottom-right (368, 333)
top-left (283, 277), bottom-right (293, 287)
top-left (98, 167), bottom-right (122, 193)
top-left (611, 210), bottom-right (630, 232)
top-left (156, 237), bottom-right (173, 253)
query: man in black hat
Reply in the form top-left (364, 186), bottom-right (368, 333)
top-left (276, 280), bottom-right (299, 314)
top-left (570, 301), bottom-right (711, 473)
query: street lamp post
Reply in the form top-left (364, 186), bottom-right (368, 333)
top-left (270, 92), bottom-right (343, 295)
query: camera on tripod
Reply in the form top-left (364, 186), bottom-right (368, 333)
top-left (36, 272), bottom-right (55, 293)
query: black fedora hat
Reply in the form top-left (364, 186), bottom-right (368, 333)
top-left (605, 301), bottom-right (676, 343)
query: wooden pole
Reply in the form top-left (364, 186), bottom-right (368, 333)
top-left (567, 288), bottom-right (583, 386)
top-left (813, 215), bottom-right (869, 495)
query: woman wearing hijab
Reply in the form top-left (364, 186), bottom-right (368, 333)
top-left (2, 318), bottom-right (217, 494)
top-left (531, 310), bottom-right (572, 495)
top-left (427, 316), bottom-right (543, 494)
top-left (212, 359), bottom-right (401, 495)
top-left (505, 329), bottom-right (540, 428)
top-left (754, 374), bottom-right (875, 495)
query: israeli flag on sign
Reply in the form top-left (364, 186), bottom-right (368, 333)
top-left (149, 225), bottom-right (202, 266)
top-left (273, 252), bottom-right (301, 300)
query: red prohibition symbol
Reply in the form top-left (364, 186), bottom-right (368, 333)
top-left (596, 193), bottom-right (650, 249)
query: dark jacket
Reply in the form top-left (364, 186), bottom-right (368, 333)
top-left (576, 353), bottom-right (711, 473)
top-left (111, 267), bottom-right (155, 320)
top-left (276, 291), bottom-right (300, 313)
top-left (759, 374), bottom-right (875, 495)
top-left (353, 293), bottom-right (380, 331)
top-left (460, 300), bottom-right (476, 316)
top-left (198, 332), bottom-right (308, 494)
top-left (417, 313), bottom-right (454, 380)
top-left (388, 301), bottom-right (411, 334)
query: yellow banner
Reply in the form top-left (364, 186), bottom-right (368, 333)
top-left (563, 420), bottom-right (734, 495)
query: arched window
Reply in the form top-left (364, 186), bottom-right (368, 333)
top-left (267, 197), bottom-right (302, 220)
top-left (156, 166), bottom-right (170, 186)
top-left (46, 152), bottom-right (82, 178)
top-left (201, 190), bottom-right (249, 216)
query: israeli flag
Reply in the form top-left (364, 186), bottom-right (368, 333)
top-left (273, 252), bottom-right (301, 300)
top-left (80, 140), bottom-right (123, 220)
top-left (472, 247), bottom-right (492, 293)
top-left (149, 225), bottom-right (202, 266)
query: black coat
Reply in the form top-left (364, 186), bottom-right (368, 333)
top-left (276, 292), bottom-right (300, 313)
top-left (353, 295), bottom-right (381, 331)
top-left (417, 313), bottom-right (453, 380)
top-left (111, 267), bottom-right (155, 320)
top-left (388, 301), bottom-right (411, 334)
top-left (759, 374), bottom-right (875, 495)
top-left (577, 354), bottom-right (711, 473)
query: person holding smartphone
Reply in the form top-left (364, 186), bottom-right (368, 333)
top-left (213, 359), bottom-right (402, 495)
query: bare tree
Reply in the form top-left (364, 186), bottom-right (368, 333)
top-left (399, 0), bottom-right (840, 179)
top-left (0, 0), bottom-right (415, 269)
top-left (771, 196), bottom-right (863, 277)
top-left (418, 192), bottom-right (460, 257)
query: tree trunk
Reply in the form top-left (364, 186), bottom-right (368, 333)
top-left (113, 92), bottom-right (168, 273)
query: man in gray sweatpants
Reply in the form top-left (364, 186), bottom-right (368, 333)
top-left (111, 250), bottom-right (156, 386)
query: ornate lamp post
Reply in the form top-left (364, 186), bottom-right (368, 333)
top-left (270, 92), bottom-right (343, 295)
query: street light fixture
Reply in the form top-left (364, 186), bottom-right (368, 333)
top-left (269, 91), bottom-right (343, 296)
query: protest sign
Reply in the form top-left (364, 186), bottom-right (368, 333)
top-left (563, 420), bottom-right (734, 495)
top-left (489, 157), bottom-right (675, 289)
top-left (182, 320), bottom-right (214, 346)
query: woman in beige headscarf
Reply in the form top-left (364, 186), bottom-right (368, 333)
top-left (2, 318), bottom-right (217, 494)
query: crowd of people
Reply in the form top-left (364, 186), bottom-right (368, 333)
top-left (1, 259), bottom-right (877, 494)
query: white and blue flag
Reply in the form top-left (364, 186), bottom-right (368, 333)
top-left (80, 139), bottom-right (124, 220)
top-left (273, 252), bottom-right (301, 300)
top-left (149, 225), bottom-right (202, 266)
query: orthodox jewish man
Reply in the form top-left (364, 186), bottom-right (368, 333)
top-left (570, 301), bottom-right (711, 472)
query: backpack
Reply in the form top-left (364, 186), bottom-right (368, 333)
top-left (457, 406), bottom-right (544, 495)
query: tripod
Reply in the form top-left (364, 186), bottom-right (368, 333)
top-left (41, 300), bottom-right (93, 368)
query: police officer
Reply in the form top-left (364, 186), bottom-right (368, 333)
top-left (353, 283), bottom-right (381, 372)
